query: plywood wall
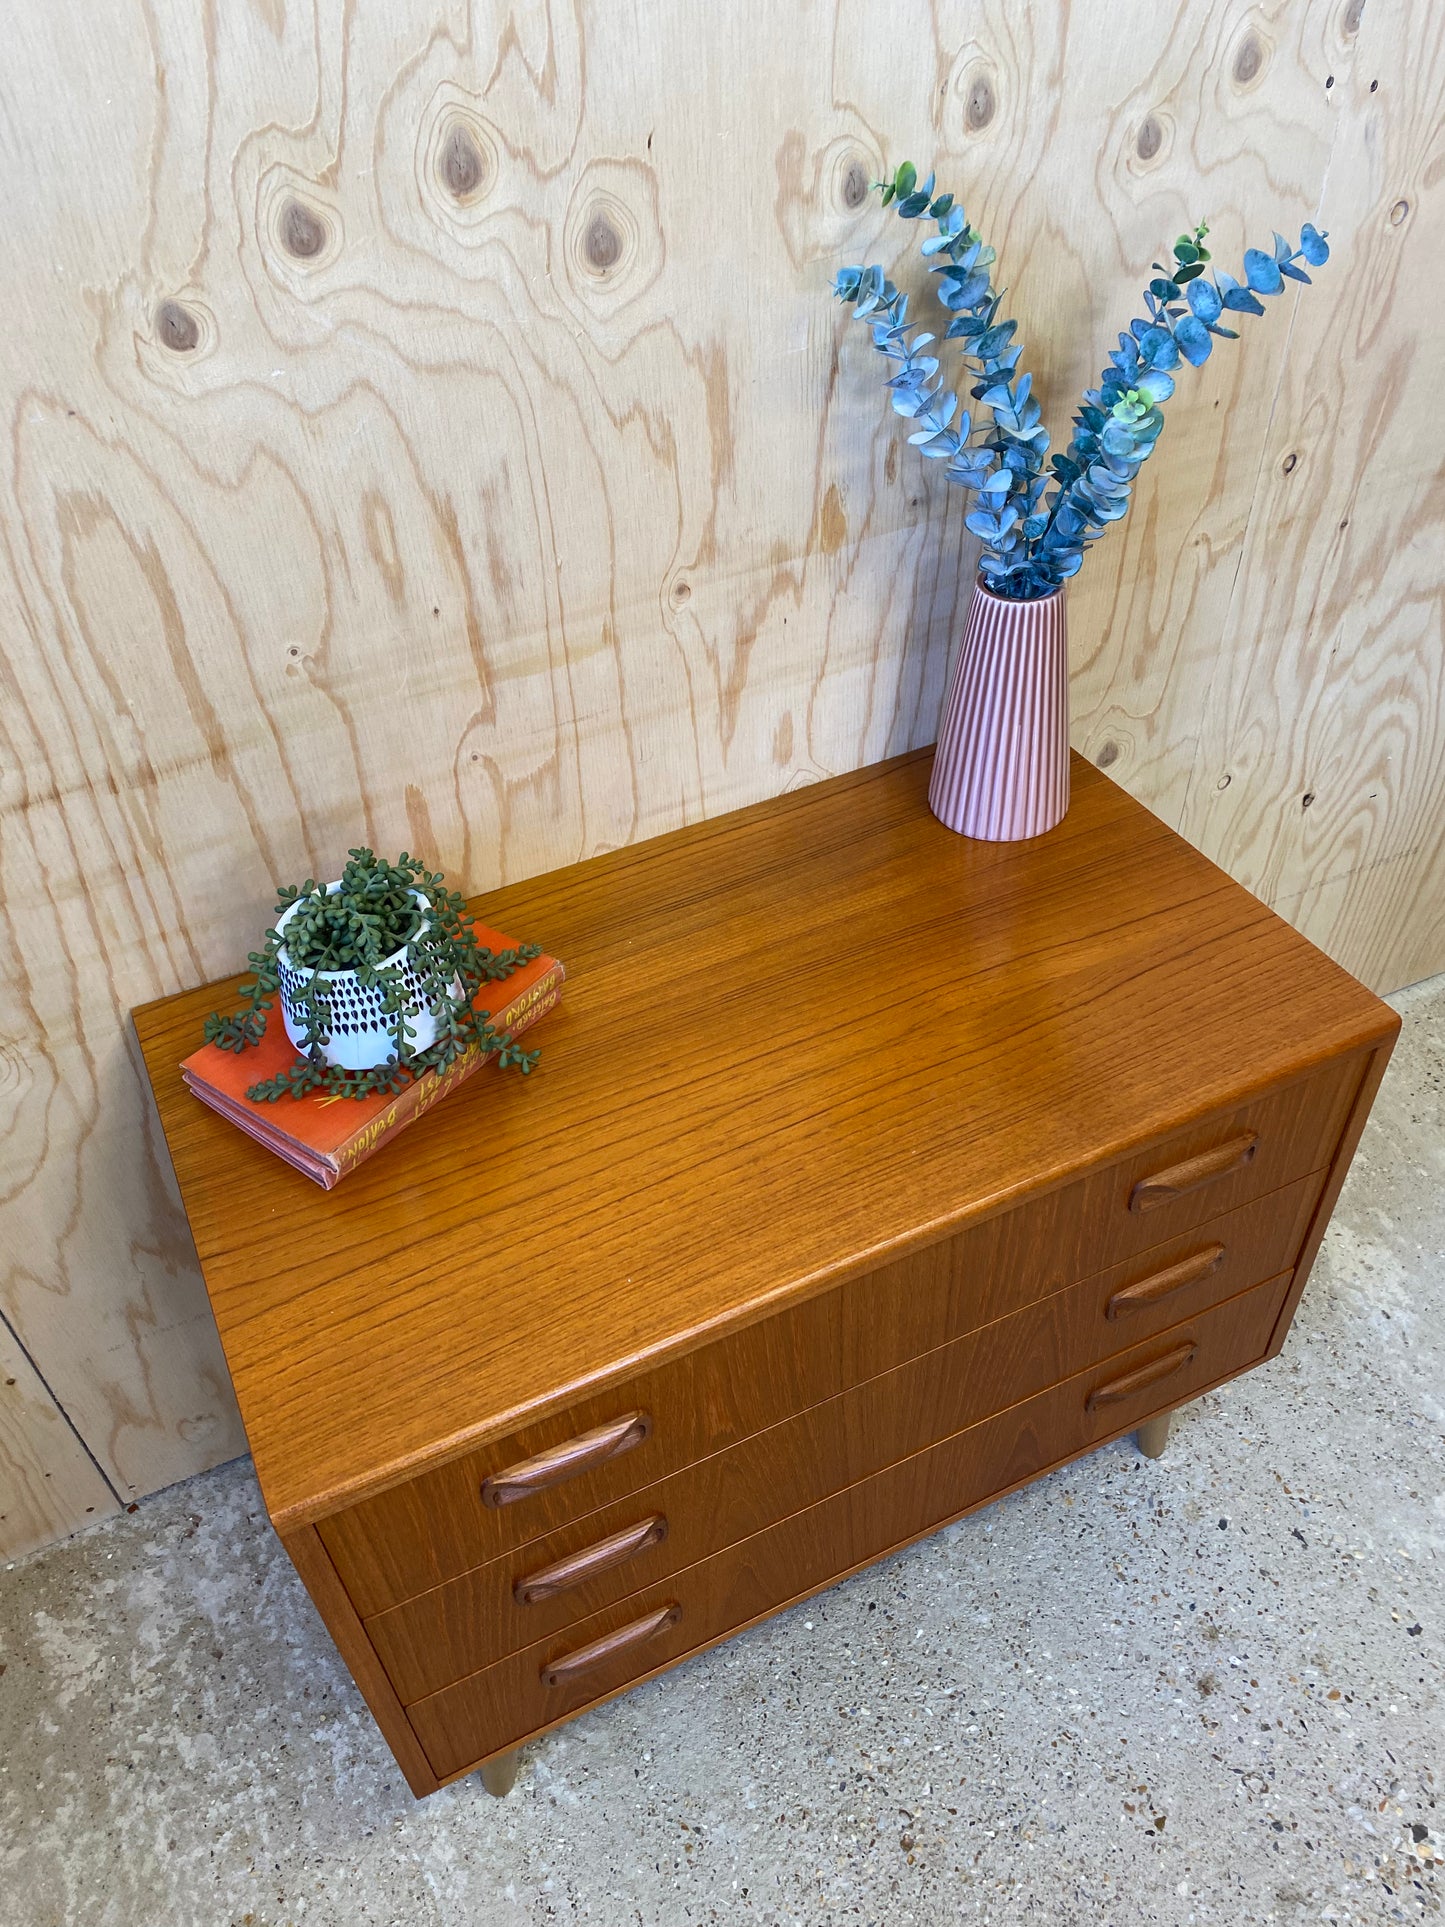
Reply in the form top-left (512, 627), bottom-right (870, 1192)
top-left (0, 1326), bottom-right (118, 1562)
top-left (1, 0), bottom-right (1440, 1559)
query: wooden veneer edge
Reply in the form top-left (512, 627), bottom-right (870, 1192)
top-left (1262, 1023), bottom-right (1399, 1361)
top-left (278, 1520), bottom-right (440, 1797)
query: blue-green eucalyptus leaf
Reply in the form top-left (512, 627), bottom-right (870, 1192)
top-left (973, 321), bottom-right (1015, 357)
top-left (940, 268), bottom-right (990, 308)
top-left (1139, 327), bottom-right (1180, 369)
top-left (834, 174), bottom-right (1326, 598)
top-left (1173, 315), bottom-right (1213, 365)
top-left (1243, 248), bottom-right (1284, 294)
top-left (1187, 279), bottom-right (1223, 323)
top-left (1099, 419), bottom-right (1136, 457)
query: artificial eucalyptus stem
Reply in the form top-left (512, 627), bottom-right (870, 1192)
top-left (835, 163), bottom-right (1329, 599)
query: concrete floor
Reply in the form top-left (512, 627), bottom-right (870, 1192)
top-left (3, 980), bottom-right (1441, 1927)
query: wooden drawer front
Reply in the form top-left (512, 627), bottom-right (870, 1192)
top-left (321, 1053), bottom-right (1358, 1619)
top-left (367, 1176), bottom-right (1318, 1701)
top-left (406, 1269), bottom-right (1293, 1778)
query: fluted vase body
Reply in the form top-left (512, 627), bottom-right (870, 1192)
top-left (928, 579), bottom-right (1069, 841)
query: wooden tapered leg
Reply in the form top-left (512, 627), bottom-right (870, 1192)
top-left (1136, 1411), bottom-right (1174, 1459)
top-left (480, 1749), bottom-right (521, 1798)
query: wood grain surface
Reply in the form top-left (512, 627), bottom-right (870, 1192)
top-left (405, 1271), bottom-right (1295, 1780)
top-left (133, 752), bottom-right (1396, 1536)
top-left (1177, 4), bottom-right (1445, 994)
top-left (2, 0), bottom-right (1435, 1554)
top-left (365, 1186), bottom-right (1319, 1702)
top-left (320, 1156), bottom-right (1332, 1620)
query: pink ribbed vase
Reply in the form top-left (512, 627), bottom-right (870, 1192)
top-left (928, 579), bottom-right (1070, 840)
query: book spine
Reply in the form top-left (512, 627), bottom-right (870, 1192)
top-left (327, 964), bottom-right (565, 1180)
top-left (183, 1076), bottom-right (341, 1189)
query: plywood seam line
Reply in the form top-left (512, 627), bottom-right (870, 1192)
top-left (0, 1305), bottom-right (124, 1511)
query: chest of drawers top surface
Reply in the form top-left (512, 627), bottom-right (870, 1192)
top-left (133, 751), bottom-right (1394, 1532)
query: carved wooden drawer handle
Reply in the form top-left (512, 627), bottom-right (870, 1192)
top-left (540, 1603), bottom-right (682, 1689)
top-left (480, 1412), bottom-right (653, 1509)
top-left (1130, 1132), bottom-right (1258, 1213)
top-left (1086, 1341), bottom-right (1197, 1411)
top-left (1105, 1243), bottom-right (1226, 1319)
top-left (514, 1515), bottom-right (669, 1606)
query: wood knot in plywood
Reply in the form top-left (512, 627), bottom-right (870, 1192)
top-left (415, 91), bottom-right (504, 243)
top-left (944, 50), bottom-right (1003, 147)
top-left (584, 212), bottom-right (622, 271)
top-left (965, 73), bottom-right (996, 131)
top-left (561, 159), bottom-right (663, 321)
top-left (156, 301), bottom-right (200, 352)
top-left (259, 169), bottom-right (342, 279)
top-left (1232, 32), bottom-right (1266, 86)
top-left (773, 131), bottom-right (886, 270)
top-left (142, 296), bottom-right (216, 372)
top-left (842, 160), bottom-right (869, 209)
top-left (439, 122), bottom-right (490, 203)
top-left (281, 198), bottom-right (330, 259)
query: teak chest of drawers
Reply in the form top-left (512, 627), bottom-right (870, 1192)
top-left (134, 751), bottom-right (1398, 1798)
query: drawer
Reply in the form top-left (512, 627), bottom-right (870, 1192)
top-left (406, 1267), bottom-right (1294, 1778)
top-left (368, 1173), bottom-right (1321, 1701)
top-left (321, 1052), bottom-right (1360, 1617)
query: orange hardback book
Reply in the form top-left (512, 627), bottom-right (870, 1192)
top-left (180, 927), bottom-right (563, 1189)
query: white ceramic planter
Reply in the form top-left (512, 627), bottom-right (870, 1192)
top-left (274, 884), bottom-right (449, 1072)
